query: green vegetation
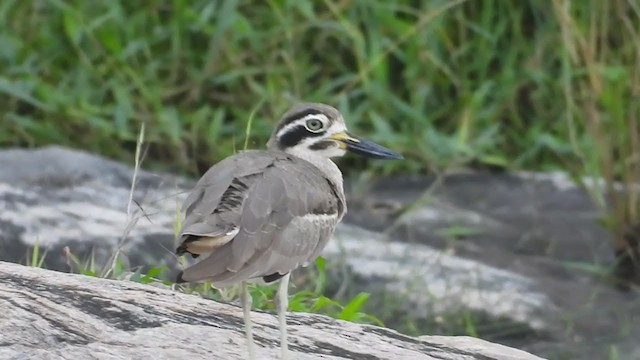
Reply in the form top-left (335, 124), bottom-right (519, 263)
top-left (1, 1), bottom-right (635, 177)
top-left (27, 239), bottom-right (382, 327)
top-left (176, 256), bottom-right (384, 326)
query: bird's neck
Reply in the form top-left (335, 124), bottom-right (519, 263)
top-left (300, 152), bottom-right (347, 218)
top-left (265, 140), bottom-right (346, 196)
top-left (292, 150), bottom-right (344, 188)
top-left (306, 152), bottom-right (342, 183)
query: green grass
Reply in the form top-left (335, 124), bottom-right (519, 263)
top-left (176, 256), bottom-right (384, 326)
top-left (27, 239), bottom-right (383, 327)
top-left (1, 0), bottom-right (635, 179)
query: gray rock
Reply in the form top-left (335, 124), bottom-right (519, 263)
top-left (343, 172), bottom-right (615, 264)
top-left (324, 224), bottom-right (556, 331)
top-left (0, 261), bottom-right (545, 360)
top-left (1, 145), bottom-right (638, 360)
top-left (342, 173), bottom-right (640, 359)
top-left (0, 146), bottom-right (558, 334)
top-left (0, 145), bottom-right (185, 274)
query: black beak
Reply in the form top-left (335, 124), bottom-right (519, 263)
top-left (335, 131), bottom-right (404, 160)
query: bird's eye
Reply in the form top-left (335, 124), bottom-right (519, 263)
top-left (305, 118), bottom-right (324, 132)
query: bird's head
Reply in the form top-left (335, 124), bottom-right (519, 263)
top-left (267, 103), bottom-right (403, 161)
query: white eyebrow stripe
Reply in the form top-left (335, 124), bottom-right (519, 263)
top-left (277, 114), bottom-right (329, 137)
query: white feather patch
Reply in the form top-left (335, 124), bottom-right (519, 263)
top-left (300, 213), bottom-right (339, 222)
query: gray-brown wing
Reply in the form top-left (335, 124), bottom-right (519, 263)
top-left (178, 155), bottom-right (343, 286)
top-left (175, 150), bottom-right (291, 256)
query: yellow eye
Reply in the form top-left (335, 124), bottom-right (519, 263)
top-left (305, 118), bottom-right (324, 132)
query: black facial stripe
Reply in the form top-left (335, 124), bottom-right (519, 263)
top-left (276, 109), bottom-right (325, 133)
top-left (309, 140), bottom-right (335, 151)
top-left (278, 125), bottom-right (325, 149)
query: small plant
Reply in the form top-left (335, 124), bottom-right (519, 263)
top-left (24, 238), bottom-right (47, 268)
top-left (282, 257), bottom-right (384, 326)
top-left (26, 240), bottom-right (382, 327)
top-left (552, 0), bottom-right (640, 290)
top-left (175, 256), bottom-right (384, 326)
top-left (126, 265), bottom-right (173, 286)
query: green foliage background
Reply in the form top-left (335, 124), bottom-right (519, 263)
top-left (2, 0), bottom-right (636, 180)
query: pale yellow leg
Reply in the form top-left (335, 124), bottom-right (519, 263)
top-left (277, 273), bottom-right (291, 360)
top-left (241, 281), bottom-right (256, 360)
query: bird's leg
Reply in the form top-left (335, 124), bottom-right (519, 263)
top-left (276, 273), bottom-right (291, 360)
top-left (241, 281), bottom-right (256, 360)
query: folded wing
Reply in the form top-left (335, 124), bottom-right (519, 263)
top-left (175, 150), bottom-right (344, 287)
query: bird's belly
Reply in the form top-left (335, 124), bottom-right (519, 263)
top-left (267, 213), bottom-right (339, 270)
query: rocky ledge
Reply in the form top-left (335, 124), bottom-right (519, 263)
top-left (1, 145), bottom-right (638, 360)
top-left (0, 261), bottom-right (543, 360)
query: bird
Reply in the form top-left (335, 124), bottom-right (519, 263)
top-left (174, 102), bottom-right (403, 360)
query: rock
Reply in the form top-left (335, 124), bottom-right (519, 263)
top-left (325, 223), bottom-right (640, 360)
top-left (324, 224), bottom-right (557, 331)
top-left (0, 261), bottom-right (544, 360)
top-left (1, 145), bottom-right (638, 360)
top-left (343, 172), bottom-right (615, 264)
top-left (342, 173), bottom-right (640, 359)
top-left (0, 145), bottom-right (186, 274)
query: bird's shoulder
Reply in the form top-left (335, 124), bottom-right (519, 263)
top-left (237, 150), bottom-right (342, 214)
top-left (183, 150), bottom-right (340, 216)
top-left (205, 149), bottom-right (334, 185)
top-left (197, 149), bottom-right (328, 179)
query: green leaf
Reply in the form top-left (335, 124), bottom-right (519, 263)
top-left (129, 268), bottom-right (143, 282)
top-left (63, 12), bottom-right (82, 45)
top-left (146, 266), bottom-right (166, 278)
top-left (339, 292), bottom-right (370, 321)
top-left (311, 295), bottom-right (341, 313)
top-left (463, 312), bottom-right (478, 337)
top-left (0, 79), bottom-right (50, 110)
top-left (293, 0), bottom-right (314, 18)
top-left (313, 256), bottom-right (327, 293)
top-left (113, 256), bottom-right (124, 277)
top-left (82, 270), bottom-right (98, 277)
top-left (30, 238), bottom-right (40, 268)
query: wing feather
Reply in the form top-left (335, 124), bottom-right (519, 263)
top-left (177, 151), bottom-right (344, 286)
top-left (176, 150), bottom-right (287, 254)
